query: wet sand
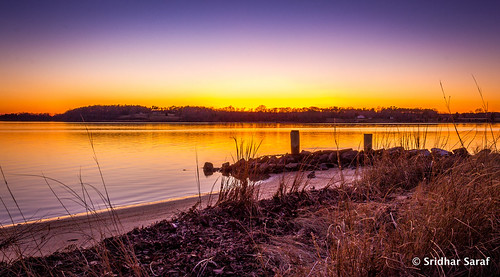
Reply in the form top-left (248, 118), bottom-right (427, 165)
top-left (1, 168), bottom-right (358, 261)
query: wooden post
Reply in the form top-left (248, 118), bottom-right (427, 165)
top-left (290, 130), bottom-right (300, 155)
top-left (364, 134), bottom-right (373, 152)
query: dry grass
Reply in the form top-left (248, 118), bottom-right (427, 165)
top-left (216, 138), bottom-right (263, 214)
top-left (357, 150), bottom-right (431, 197)
top-left (386, 152), bottom-right (500, 276)
top-left (257, 149), bottom-right (499, 276)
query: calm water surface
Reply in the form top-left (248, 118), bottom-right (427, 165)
top-left (0, 122), bottom-right (498, 225)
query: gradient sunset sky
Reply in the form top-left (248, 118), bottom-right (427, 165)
top-left (1, 0), bottom-right (499, 114)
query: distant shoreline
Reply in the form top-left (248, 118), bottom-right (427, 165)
top-left (1, 104), bottom-right (498, 123)
top-left (0, 120), bottom-right (498, 124)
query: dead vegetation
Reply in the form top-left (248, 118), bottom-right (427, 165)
top-left (260, 150), bottom-right (499, 276)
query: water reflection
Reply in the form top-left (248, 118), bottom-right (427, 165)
top-left (0, 122), bottom-right (498, 224)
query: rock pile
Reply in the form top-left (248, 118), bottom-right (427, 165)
top-left (203, 147), bottom-right (472, 180)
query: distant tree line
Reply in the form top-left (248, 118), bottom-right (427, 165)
top-left (0, 113), bottom-right (53, 121)
top-left (53, 105), bottom-right (151, 121)
top-left (0, 104), bottom-right (498, 123)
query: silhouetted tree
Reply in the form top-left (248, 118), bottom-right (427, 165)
top-left (2, 104), bottom-right (493, 123)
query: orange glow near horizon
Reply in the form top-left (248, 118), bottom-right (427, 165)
top-left (2, 41), bottom-right (499, 114)
top-left (1, 77), bottom-right (498, 114)
top-left (2, 2), bottom-right (500, 115)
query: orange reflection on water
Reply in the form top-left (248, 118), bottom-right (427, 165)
top-left (0, 122), bottom-right (498, 224)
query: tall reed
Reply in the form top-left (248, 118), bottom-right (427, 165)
top-left (216, 137), bottom-right (262, 214)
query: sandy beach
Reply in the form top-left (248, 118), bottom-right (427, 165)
top-left (1, 168), bottom-right (358, 261)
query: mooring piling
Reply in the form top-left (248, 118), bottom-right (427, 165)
top-left (290, 130), bottom-right (300, 155)
top-left (364, 133), bottom-right (373, 152)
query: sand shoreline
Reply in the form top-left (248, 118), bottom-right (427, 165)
top-left (1, 193), bottom-right (217, 260)
top-left (1, 192), bottom-right (219, 229)
top-left (1, 168), bottom-right (357, 261)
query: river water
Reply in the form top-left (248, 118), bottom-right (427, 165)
top-left (0, 122), bottom-right (497, 225)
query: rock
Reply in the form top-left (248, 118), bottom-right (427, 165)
top-left (431, 148), bottom-right (452, 157)
top-left (319, 163), bottom-right (329, 171)
top-left (328, 152), bottom-right (338, 163)
top-left (259, 163), bottom-right (270, 173)
top-left (285, 163), bottom-right (299, 171)
top-left (277, 156), bottom-right (286, 165)
top-left (373, 149), bottom-right (385, 156)
top-left (286, 156), bottom-right (297, 163)
top-left (307, 171), bottom-right (316, 179)
top-left (234, 158), bottom-right (246, 167)
top-left (259, 156), bottom-right (270, 163)
top-left (269, 156), bottom-right (278, 163)
top-left (452, 147), bottom-right (469, 157)
top-left (203, 162), bottom-right (214, 172)
top-left (309, 157), bottom-right (319, 165)
top-left (221, 162), bottom-right (231, 174)
top-left (319, 154), bottom-right (329, 163)
top-left (340, 150), bottom-right (359, 163)
top-left (274, 164), bottom-right (285, 173)
top-left (476, 149), bottom-right (491, 156)
top-left (387, 147), bottom-right (404, 155)
top-left (247, 160), bottom-right (257, 170)
top-left (338, 148), bottom-right (353, 155)
top-left (203, 162), bottom-right (214, 176)
top-left (408, 149), bottom-right (431, 157)
top-left (300, 150), bottom-right (312, 156)
top-left (475, 149), bottom-right (495, 162)
top-left (418, 149), bottom-right (431, 157)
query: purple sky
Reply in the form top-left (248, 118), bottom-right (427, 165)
top-left (1, 0), bottom-right (499, 113)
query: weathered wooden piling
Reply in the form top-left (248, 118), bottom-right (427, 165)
top-left (364, 133), bottom-right (373, 152)
top-left (290, 130), bottom-right (300, 155)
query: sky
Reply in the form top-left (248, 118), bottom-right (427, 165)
top-left (1, 0), bottom-right (499, 114)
